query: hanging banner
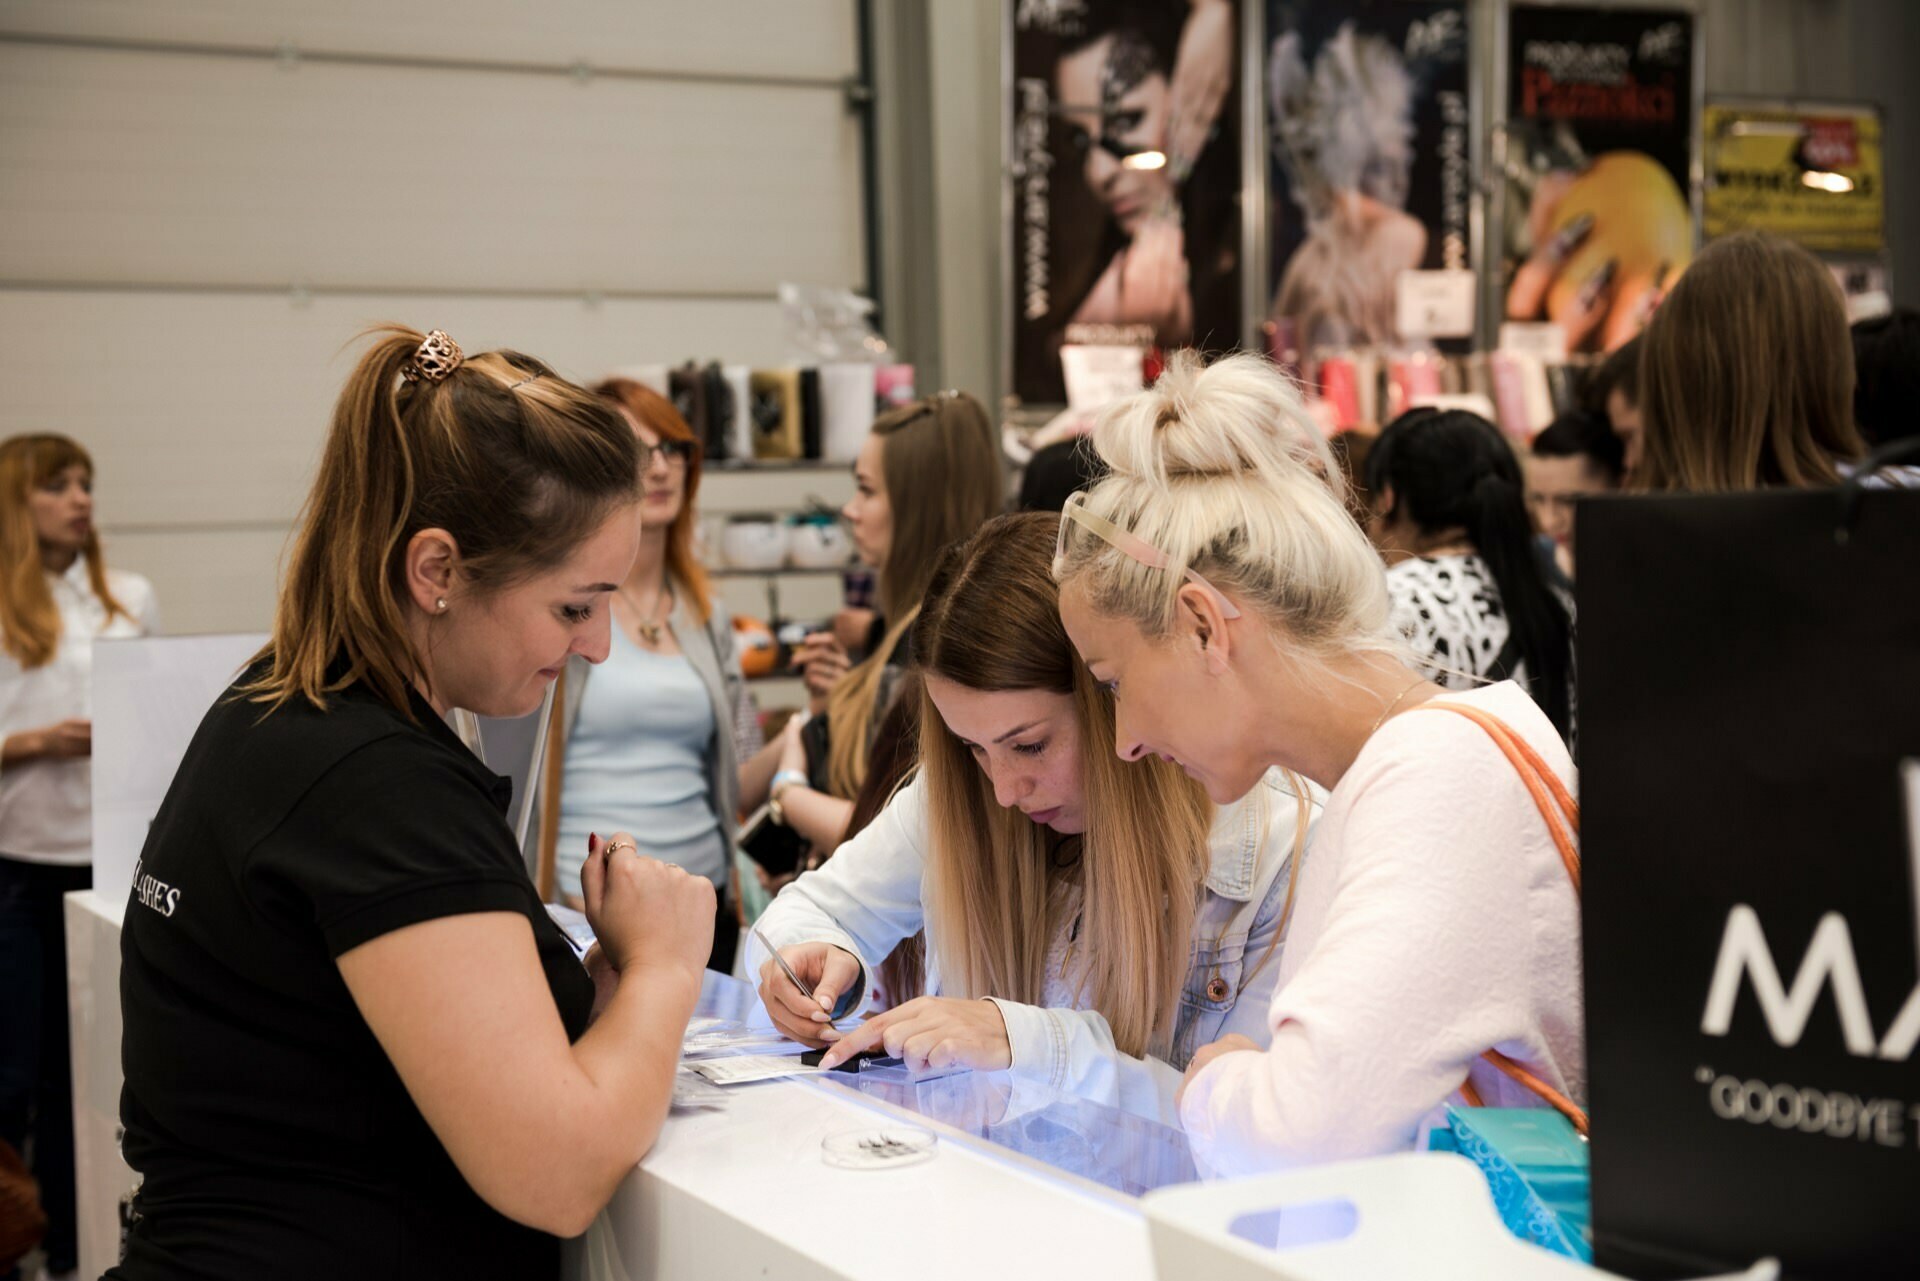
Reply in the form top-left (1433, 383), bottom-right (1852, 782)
top-left (1704, 100), bottom-right (1885, 256)
top-left (1499, 4), bottom-right (1697, 354)
top-left (1008, 0), bottom-right (1243, 407)
top-left (1264, 1), bottom-right (1473, 356)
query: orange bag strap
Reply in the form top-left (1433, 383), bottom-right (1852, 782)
top-left (1413, 702), bottom-right (1589, 1136)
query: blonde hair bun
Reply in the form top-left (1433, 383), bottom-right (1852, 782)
top-left (1091, 351), bottom-right (1336, 494)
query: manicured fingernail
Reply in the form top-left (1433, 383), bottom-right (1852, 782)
top-left (1576, 257), bottom-right (1618, 311)
top-left (1545, 212), bottom-right (1595, 264)
top-left (819, 1028), bottom-right (841, 1043)
top-left (818, 994), bottom-right (835, 1011)
top-left (810, 1010), bottom-right (829, 1022)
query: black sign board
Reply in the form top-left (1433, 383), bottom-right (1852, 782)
top-left (1579, 487), bottom-right (1920, 1278)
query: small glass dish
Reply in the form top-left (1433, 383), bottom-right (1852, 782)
top-left (821, 1126), bottom-right (938, 1171)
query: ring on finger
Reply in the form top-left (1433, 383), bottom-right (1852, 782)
top-left (603, 839), bottom-right (637, 856)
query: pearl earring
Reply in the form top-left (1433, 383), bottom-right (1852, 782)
top-left (436, 598), bottom-right (447, 611)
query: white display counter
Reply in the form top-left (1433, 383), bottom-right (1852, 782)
top-left (574, 1069), bottom-right (1158, 1281)
top-left (64, 889), bottom-right (134, 1281)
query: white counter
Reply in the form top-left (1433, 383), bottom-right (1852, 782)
top-left (576, 1070), bottom-right (1157, 1281)
top-left (64, 888), bottom-right (134, 1281)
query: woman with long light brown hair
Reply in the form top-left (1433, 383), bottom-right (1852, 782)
top-left (1636, 230), bottom-right (1873, 492)
top-left (0, 433), bottom-right (157, 1278)
top-left (749, 513), bottom-right (1318, 1122)
top-left (745, 390), bottom-right (1005, 861)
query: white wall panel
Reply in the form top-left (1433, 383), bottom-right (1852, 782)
top-left (0, 289), bottom-right (798, 529)
top-left (0, 1), bottom-right (858, 80)
top-left (100, 526), bottom-right (289, 635)
top-left (0, 44), bottom-right (865, 293)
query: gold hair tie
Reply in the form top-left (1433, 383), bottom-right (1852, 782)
top-left (402, 330), bottom-right (464, 383)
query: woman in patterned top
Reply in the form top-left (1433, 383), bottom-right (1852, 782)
top-left (1363, 408), bottom-right (1575, 744)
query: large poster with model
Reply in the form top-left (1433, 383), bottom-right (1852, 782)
top-left (1265, 1), bottom-right (1473, 354)
top-left (1009, 0), bottom-right (1243, 406)
top-left (1501, 4), bottom-right (1697, 353)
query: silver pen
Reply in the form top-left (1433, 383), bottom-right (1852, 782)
top-left (752, 922), bottom-right (840, 1030)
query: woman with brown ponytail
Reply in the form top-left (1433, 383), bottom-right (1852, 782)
top-left (111, 328), bottom-right (714, 1280)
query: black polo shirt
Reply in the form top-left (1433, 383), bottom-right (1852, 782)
top-left (109, 666), bottom-right (592, 1281)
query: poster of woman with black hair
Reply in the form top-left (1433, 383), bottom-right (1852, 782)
top-left (1010, 0), bottom-right (1242, 406)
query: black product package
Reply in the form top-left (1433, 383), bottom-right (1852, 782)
top-left (1578, 485), bottom-right (1920, 1279)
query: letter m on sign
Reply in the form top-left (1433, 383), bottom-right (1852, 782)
top-left (1700, 906), bottom-right (1879, 1056)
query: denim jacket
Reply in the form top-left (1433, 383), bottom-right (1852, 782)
top-left (746, 769), bottom-right (1323, 1124)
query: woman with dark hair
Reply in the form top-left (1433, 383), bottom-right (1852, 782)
top-left (1527, 408), bottom-right (1625, 581)
top-left (1364, 408), bottom-right (1575, 743)
top-left (533, 379), bottom-right (758, 973)
top-left (1851, 306), bottom-right (1920, 449)
top-left (1052, 1), bottom-right (1240, 351)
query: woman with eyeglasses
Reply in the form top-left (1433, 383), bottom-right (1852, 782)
top-left (1050, 3), bottom-right (1240, 354)
top-left (535, 379), bottom-right (758, 972)
top-left (749, 513), bottom-right (1320, 1124)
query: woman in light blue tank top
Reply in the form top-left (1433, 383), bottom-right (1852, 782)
top-left (537, 379), bottom-right (760, 972)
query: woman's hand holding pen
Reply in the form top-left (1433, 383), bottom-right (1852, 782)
top-left (758, 942), bottom-right (863, 1047)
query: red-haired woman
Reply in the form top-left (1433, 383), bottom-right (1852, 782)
top-left (0, 433), bottom-right (157, 1278)
top-left (535, 380), bottom-right (757, 971)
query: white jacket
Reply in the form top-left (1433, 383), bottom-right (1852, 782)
top-left (746, 769), bottom-right (1321, 1124)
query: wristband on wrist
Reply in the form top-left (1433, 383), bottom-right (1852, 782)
top-left (770, 769), bottom-right (809, 801)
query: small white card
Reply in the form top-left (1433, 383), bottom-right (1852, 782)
top-left (1060, 344), bottom-right (1146, 411)
top-left (1396, 269), bottom-right (1477, 340)
top-left (1499, 321), bottom-right (1569, 362)
top-left (686, 1054), bottom-right (826, 1086)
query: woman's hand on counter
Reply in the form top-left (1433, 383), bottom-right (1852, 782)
top-left (581, 830), bottom-right (714, 983)
top-left (817, 996), bottom-right (1012, 1075)
top-left (759, 942), bottom-right (863, 1046)
top-left (1176, 1032), bottom-right (1262, 1110)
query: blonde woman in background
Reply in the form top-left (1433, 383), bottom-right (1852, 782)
top-left (533, 380), bottom-right (758, 973)
top-left (0, 433), bottom-right (157, 1280)
top-left (742, 391), bottom-right (1004, 866)
top-left (750, 514), bottom-right (1320, 1123)
top-left (1054, 352), bottom-right (1583, 1176)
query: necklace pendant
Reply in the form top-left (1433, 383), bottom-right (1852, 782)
top-left (636, 622), bottom-right (661, 645)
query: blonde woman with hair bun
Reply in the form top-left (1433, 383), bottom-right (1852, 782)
top-left (1055, 351), bottom-right (1584, 1176)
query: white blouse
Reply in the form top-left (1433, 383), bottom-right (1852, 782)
top-left (0, 560), bottom-right (158, 864)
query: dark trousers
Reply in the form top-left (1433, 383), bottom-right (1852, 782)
top-left (708, 889), bottom-right (740, 976)
top-left (0, 856), bottom-right (90, 1276)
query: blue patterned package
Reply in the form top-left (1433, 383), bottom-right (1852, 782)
top-left (1430, 1106), bottom-right (1591, 1262)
